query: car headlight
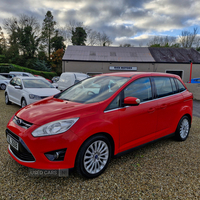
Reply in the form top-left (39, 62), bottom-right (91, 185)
top-left (29, 94), bottom-right (41, 100)
top-left (32, 118), bottom-right (79, 137)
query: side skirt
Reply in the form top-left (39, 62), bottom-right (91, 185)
top-left (114, 132), bottom-right (175, 158)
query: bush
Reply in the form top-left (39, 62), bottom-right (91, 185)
top-left (0, 55), bottom-right (6, 63)
top-left (0, 63), bottom-right (57, 79)
top-left (25, 59), bottom-right (51, 72)
top-left (0, 64), bottom-right (15, 73)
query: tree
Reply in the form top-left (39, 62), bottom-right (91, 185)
top-left (119, 44), bottom-right (133, 47)
top-left (64, 21), bottom-right (112, 46)
top-left (96, 32), bottom-right (112, 46)
top-left (41, 11), bottom-right (56, 59)
top-left (0, 26), bottom-right (6, 54)
top-left (178, 27), bottom-right (198, 48)
top-left (86, 30), bottom-right (98, 46)
top-left (64, 20), bottom-right (85, 44)
top-left (3, 17), bottom-right (20, 55)
top-left (3, 15), bottom-right (40, 58)
top-left (50, 48), bottom-right (64, 73)
top-left (147, 36), bottom-right (177, 47)
top-left (71, 27), bottom-right (87, 45)
top-left (51, 30), bottom-right (66, 51)
top-left (18, 25), bottom-right (40, 58)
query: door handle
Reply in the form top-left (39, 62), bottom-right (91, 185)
top-left (148, 108), bottom-right (155, 113)
top-left (160, 104), bottom-right (167, 109)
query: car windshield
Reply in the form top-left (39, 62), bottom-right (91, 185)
top-left (56, 76), bottom-right (129, 103)
top-left (0, 75), bottom-right (8, 80)
top-left (23, 79), bottom-right (54, 88)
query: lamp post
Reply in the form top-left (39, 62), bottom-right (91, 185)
top-left (189, 60), bottom-right (193, 83)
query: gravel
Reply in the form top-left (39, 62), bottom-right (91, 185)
top-left (0, 90), bottom-right (200, 199)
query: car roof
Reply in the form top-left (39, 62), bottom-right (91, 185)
top-left (96, 72), bottom-right (178, 78)
top-left (61, 72), bottom-right (87, 75)
top-left (13, 76), bottom-right (45, 80)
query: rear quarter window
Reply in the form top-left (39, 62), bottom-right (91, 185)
top-left (176, 79), bottom-right (186, 92)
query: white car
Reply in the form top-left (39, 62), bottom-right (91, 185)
top-left (0, 75), bottom-right (10, 90)
top-left (5, 77), bottom-right (60, 107)
top-left (57, 72), bottom-right (89, 91)
top-left (9, 71), bottom-right (35, 77)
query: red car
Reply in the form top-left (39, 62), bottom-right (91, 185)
top-left (6, 72), bottom-right (193, 178)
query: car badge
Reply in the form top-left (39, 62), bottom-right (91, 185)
top-left (17, 119), bottom-right (23, 125)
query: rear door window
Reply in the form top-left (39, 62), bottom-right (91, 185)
top-left (154, 77), bottom-right (173, 98)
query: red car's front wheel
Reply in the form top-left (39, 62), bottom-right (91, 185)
top-left (76, 134), bottom-right (111, 178)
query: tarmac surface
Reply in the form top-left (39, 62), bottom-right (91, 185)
top-left (193, 100), bottom-right (200, 118)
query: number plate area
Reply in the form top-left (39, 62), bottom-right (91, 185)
top-left (7, 134), bottom-right (19, 151)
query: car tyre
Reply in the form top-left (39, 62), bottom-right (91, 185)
top-left (76, 134), bottom-right (111, 178)
top-left (21, 98), bottom-right (27, 108)
top-left (5, 93), bottom-right (11, 105)
top-left (1, 84), bottom-right (6, 90)
top-left (175, 116), bottom-right (190, 141)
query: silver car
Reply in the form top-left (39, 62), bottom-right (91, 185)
top-left (0, 75), bottom-right (10, 90)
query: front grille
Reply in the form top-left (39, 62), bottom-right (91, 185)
top-left (6, 129), bottom-right (35, 162)
top-left (13, 116), bottom-right (32, 129)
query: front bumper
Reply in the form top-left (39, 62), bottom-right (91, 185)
top-left (6, 119), bottom-right (83, 170)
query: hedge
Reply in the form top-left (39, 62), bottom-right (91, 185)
top-left (0, 63), bottom-right (57, 79)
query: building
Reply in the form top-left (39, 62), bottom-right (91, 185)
top-left (62, 45), bottom-right (200, 83)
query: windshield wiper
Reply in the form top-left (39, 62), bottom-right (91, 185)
top-left (62, 98), bottom-right (70, 101)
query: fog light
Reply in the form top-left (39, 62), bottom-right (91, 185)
top-left (54, 152), bottom-right (59, 159)
top-left (45, 148), bottom-right (67, 161)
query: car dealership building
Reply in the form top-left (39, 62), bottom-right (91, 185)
top-left (62, 45), bottom-right (200, 83)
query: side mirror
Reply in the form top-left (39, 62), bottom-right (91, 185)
top-left (15, 85), bottom-right (22, 89)
top-left (123, 97), bottom-right (140, 106)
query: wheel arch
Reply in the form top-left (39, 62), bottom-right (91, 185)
top-left (1, 83), bottom-right (6, 88)
top-left (184, 113), bottom-right (192, 128)
top-left (75, 132), bottom-right (115, 164)
top-left (20, 96), bottom-right (27, 107)
top-left (74, 132), bottom-right (115, 178)
top-left (21, 96), bottom-right (26, 103)
top-left (177, 113), bottom-right (192, 128)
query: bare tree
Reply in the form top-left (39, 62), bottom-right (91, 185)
top-left (139, 42), bottom-right (143, 47)
top-left (64, 20), bottom-right (85, 44)
top-left (3, 15), bottom-right (40, 36)
top-left (147, 35), bottom-right (177, 47)
top-left (194, 35), bottom-right (200, 50)
top-left (19, 14), bottom-right (40, 34)
top-left (64, 21), bottom-right (112, 46)
top-left (178, 27), bottom-right (198, 48)
top-left (3, 15), bottom-right (41, 57)
top-left (119, 44), bottom-right (133, 47)
top-left (96, 32), bottom-right (112, 46)
top-left (86, 30), bottom-right (98, 46)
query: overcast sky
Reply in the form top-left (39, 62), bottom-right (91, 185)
top-left (0, 0), bottom-right (200, 46)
